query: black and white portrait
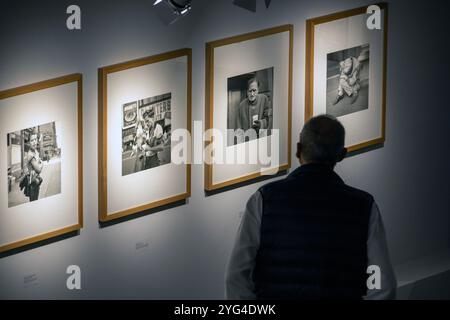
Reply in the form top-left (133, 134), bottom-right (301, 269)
top-left (7, 121), bottom-right (62, 208)
top-left (227, 67), bottom-right (274, 146)
top-left (326, 44), bottom-right (370, 118)
top-left (121, 93), bottom-right (172, 176)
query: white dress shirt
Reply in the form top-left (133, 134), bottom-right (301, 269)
top-left (225, 191), bottom-right (397, 300)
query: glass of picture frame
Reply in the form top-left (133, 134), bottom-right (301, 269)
top-left (205, 25), bottom-right (293, 191)
top-left (98, 49), bottom-right (191, 222)
top-left (0, 74), bottom-right (83, 253)
top-left (305, 3), bottom-right (388, 153)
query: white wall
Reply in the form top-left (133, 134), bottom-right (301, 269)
top-left (0, 0), bottom-right (449, 299)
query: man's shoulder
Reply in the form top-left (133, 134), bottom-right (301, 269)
top-left (258, 173), bottom-right (375, 204)
top-left (258, 175), bottom-right (294, 195)
top-left (340, 183), bottom-right (375, 204)
top-left (239, 98), bottom-right (249, 108)
top-left (257, 93), bottom-right (269, 102)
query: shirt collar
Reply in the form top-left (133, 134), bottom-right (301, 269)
top-left (249, 94), bottom-right (259, 106)
top-left (288, 163), bottom-right (344, 184)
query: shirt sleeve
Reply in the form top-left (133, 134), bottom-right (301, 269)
top-left (225, 191), bottom-right (263, 300)
top-left (364, 202), bottom-right (397, 300)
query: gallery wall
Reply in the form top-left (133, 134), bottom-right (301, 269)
top-left (0, 0), bottom-right (449, 299)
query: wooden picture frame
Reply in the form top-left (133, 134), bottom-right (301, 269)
top-left (205, 25), bottom-right (293, 191)
top-left (305, 3), bottom-right (388, 153)
top-left (0, 73), bottom-right (83, 253)
top-left (98, 48), bottom-right (191, 222)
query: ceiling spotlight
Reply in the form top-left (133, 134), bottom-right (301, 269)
top-left (232, 0), bottom-right (256, 12)
top-left (153, 0), bottom-right (192, 25)
top-left (232, 0), bottom-right (272, 12)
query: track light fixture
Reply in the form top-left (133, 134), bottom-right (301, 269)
top-left (153, 0), bottom-right (192, 25)
top-left (232, 0), bottom-right (272, 13)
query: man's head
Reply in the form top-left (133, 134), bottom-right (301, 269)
top-left (247, 78), bottom-right (259, 103)
top-left (297, 114), bottom-right (347, 167)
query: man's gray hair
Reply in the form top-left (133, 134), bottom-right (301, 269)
top-left (247, 77), bottom-right (260, 89)
top-left (299, 114), bottom-right (345, 165)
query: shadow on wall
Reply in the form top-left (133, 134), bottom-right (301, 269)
top-left (0, 230), bottom-right (79, 259)
top-left (397, 271), bottom-right (450, 299)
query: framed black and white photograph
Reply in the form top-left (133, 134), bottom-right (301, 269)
top-left (306, 4), bottom-right (388, 152)
top-left (0, 74), bottom-right (83, 253)
top-left (7, 121), bottom-right (62, 208)
top-left (227, 67), bottom-right (273, 146)
top-left (121, 93), bottom-right (172, 176)
top-left (205, 25), bottom-right (293, 191)
top-left (326, 44), bottom-right (370, 118)
top-left (98, 49), bottom-right (191, 222)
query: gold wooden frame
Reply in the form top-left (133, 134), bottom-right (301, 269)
top-left (205, 25), bottom-right (293, 191)
top-left (0, 73), bottom-right (83, 253)
top-left (98, 48), bottom-right (192, 222)
top-left (305, 3), bottom-right (388, 153)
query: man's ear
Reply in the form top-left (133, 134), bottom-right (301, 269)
top-left (296, 142), bottom-right (302, 159)
top-left (336, 147), bottom-right (347, 162)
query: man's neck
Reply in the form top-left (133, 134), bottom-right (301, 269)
top-left (300, 160), bottom-right (336, 170)
top-left (249, 95), bottom-right (258, 105)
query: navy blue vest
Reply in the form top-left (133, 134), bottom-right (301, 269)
top-left (254, 164), bottom-right (373, 299)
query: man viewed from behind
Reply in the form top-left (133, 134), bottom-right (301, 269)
top-left (226, 114), bottom-right (396, 299)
